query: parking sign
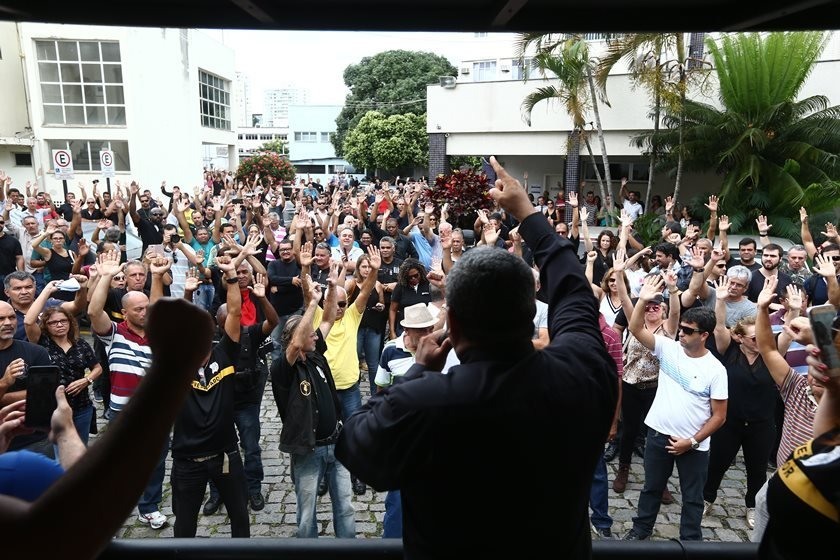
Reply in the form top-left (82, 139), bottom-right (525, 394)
top-left (100, 150), bottom-right (115, 178)
top-left (53, 149), bottom-right (74, 180)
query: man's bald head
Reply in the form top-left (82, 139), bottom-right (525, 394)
top-left (0, 301), bottom-right (18, 342)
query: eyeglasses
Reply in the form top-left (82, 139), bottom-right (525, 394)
top-left (112, 275), bottom-right (126, 281)
top-left (645, 304), bottom-right (661, 311)
top-left (607, 278), bottom-right (617, 284)
top-left (336, 301), bottom-right (348, 308)
top-left (679, 325), bottom-right (703, 336)
top-left (742, 334), bottom-right (757, 340)
top-left (46, 318), bottom-right (69, 326)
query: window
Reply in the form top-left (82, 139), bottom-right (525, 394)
top-left (36, 40), bottom-right (125, 126)
top-left (328, 165), bottom-right (347, 173)
top-left (321, 132), bottom-right (331, 142)
top-left (14, 153), bottom-right (33, 167)
top-left (511, 58), bottom-right (539, 80)
top-left (47, 140), bottom-right (130, 172)
top-left (472, 60), bottom-right (497, 82)
top-left (199, 70), bottom-right (231, 130)
top-left (295, 164), bottom-right (327, 173)
top-left (295, 132), bottom-right (318, 142)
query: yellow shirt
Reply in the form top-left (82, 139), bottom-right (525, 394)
top-left (313, 303), bottom-right (363, 390)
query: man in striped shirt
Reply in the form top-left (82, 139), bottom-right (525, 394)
top-left (88, 249), bottom-right (168, 530)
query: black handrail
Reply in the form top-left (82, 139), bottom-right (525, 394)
top-left (98, 538), bottom-right (759, 559)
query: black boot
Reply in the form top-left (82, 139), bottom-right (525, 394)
top-left (351, 475), bottom-right (366, 495)
top-left (317, 476), bottom-right (328, 497)
top-left (604, 440), bottom-right (619, 462)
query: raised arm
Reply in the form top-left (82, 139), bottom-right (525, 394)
top-left (712, 276), bottom-right (732, 355)
top-left (352, 245), bottom-right (381, 314)
top-left (173, 198), bottom-right (194, 244)
top-left (285, 280), bottom-right (322, 366)
top-left (23, 281), bottom-right (62, 343)
top-left (30, 225), bottom-right (54, 258)
top-left (756, 215), bottom-right (772, 249)
top-left (628, 275), bottom-right (664, 350)
top-left (87, 250), bottom-right (122, 336)
top-left (756, 275), bottom-right (795, 387)
top-left (250, 272), bottom-right (279, 336)
top-left (128, 182), bottom-right (141, 226)
top-left (221, 260), bottom-right (242, 343)
top-left (814, 253), bottom-right (840, 308)
top-left (580, 207), bottom-right (594, 252)
top-left (705, 195), bottom-right (719, 243)
top-left (148, 255), bottom-right (172, 305)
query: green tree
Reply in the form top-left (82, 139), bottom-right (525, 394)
top-left (517, 34), bottom-right (616, 220)
top-left (259, 138), bottom-right (288, 155)
top-left (637, 32), bottom-right (840, 238)
top-left (597, 33), bottom-right (710, 212)
top-left (333, 50), bottom-right (457, 158)
top-left (342, 111), bottom-right (428, 175)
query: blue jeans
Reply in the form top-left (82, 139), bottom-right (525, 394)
top-left (589, 450), bottom-right (612, 531)
top-left (73, 404), bottom-right (94, 446)
top-left (210, 403), bottom-right (263, 498)
top-left (291, 444), bottom-right (356, 538)
top-left (107, 407), bottom-right (169, 515)
top-left (383, 490), bottom-right (403, 538)
top-left (357, 327), bottom-right (383, 395)
top-left (632, 429), bottom-right (709, 540)
top-left (192, 283), bottom-right (215, 311)
top-left (337, 382), bottom-right (362, 421)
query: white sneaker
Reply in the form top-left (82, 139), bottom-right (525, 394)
top-left (138, 511), bottom-right (167, 530)
top-left (746, 507), bottom-right (756, 529)
top-left (703, 500), bottom-right (713, 517)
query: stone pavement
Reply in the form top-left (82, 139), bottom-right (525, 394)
top-left (91, 374), bottom-right (756, 542)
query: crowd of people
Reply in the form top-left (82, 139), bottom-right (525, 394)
top-left (0, 162), bottom-right (838, 558)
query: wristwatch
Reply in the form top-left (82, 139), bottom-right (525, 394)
top-left (689, 437), bottom-right (700, 450)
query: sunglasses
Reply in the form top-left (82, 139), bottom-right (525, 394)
top-left (336, 301), bottom-right (348, 308)
top-left (113, 275), bottom-right (126, 281)
top-left (679, 325), bottom-right (703, 336)
top-left (645, 304), bottom-right (661, 311)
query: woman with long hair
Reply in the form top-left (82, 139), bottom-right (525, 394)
top-left (388, 258), bottom-right (431, 341)
top-left (580, 211), bottom-right (618, 285)
top-left (23, 279), bottom-right (101, 445)
top-left (345, 253), bottom-right (385, 394)
top-left (31, 223), bottom-right (77, 302)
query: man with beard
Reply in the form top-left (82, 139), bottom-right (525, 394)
top-left (746, 244), bottom-right (791, 304)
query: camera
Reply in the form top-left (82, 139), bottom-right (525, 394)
top-left (169, 234), bottom-right (181, 244)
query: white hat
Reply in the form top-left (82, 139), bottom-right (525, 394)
top-left (400, 303), bottom-right (439, 329)
top-left (56, 277), bottom-right (81, 292)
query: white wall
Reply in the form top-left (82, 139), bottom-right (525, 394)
top-left (17, 24), bottom-right (236, 200)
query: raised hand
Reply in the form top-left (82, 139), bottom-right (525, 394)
top-left (366, 244), bottom-right (381, 269)
top-left (77, 238), bottom-right (89, 257)
top-left (663, 268), bottom-right (678, 289)
top-left (586, 250), bottom-right (597, 264)
top-left (785, 283), bottom-right (803, 312)
top-left (612, 248), bottom-right (627, 272)
top-left (822, 222), bottom-right (838, 240)
top-left (184, 268), bottom-right (201, 293)
top-left (799, 206), bottom-right (808, 224)
top-left (483, 222), bottom-right (499, 246)
top-left (756, 215), bottom-right (772, 235)
top-left (327, 260), bottom-right (345, 287)
top-left (705, 195), bottom-right (718, 213)
top-left (718, 215), bottom-right (730, 232)
top-left (639, 274), bottom-right (665, 301)
top-left (97, 249), bottom-right (123, 277)
top-left (579, 207), bottom-right (589, 223)
top-left (250, 272), bottom-right (266, 298)
top-left (714, 276), bottom-right (731, 301)
top-left (686, 245), bottom-right (705, 269)
top-left (665, 196), bottom-right (675, 214)
top-left (149, 255), bottom-right (172, 276)
top-left (214, 255), bottom-right (235, 274)
top-left (814, 253), bottom-right (837, 278)
top-left (756, 275), bottom-right (779, 309)
top-left (568, 191), bottom-right (579, 208)
top-left (298, 241), bottom-right (313, 268)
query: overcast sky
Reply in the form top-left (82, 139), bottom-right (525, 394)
top-left (201, 29), bottom-right (518, 108)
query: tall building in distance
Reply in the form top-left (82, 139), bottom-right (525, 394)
top-left (234, 71), bottom-right (251, 127)
top-left (264, 87), bottom-right (308, 127)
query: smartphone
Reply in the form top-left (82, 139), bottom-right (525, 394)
top-left (807, 303), bottom-right (840, 377)
top-left (24, 365), bottom-right (60, 429)
top-left (481, 156), bottom-right (497, 184)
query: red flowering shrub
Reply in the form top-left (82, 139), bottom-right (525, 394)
top-left (423, 168), bottom-right (494, 216)
top-left (235, 152), bottom-right (296, 187)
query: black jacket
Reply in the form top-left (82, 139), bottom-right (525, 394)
top-left (336, 211), bottom-right (617, 560)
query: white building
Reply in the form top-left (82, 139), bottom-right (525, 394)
top-left (237, 127), bottom-right (289, 159)
top-left (287, 105), bottom-right (363, 184)
top-left (264, 87), bottom-right (308, 128)
top-left (427, 32), bottom-right (840, 205)
top-left (0, 22), bottom-right (237, 201)
top-left (234, 71), bottom-right (251, 127)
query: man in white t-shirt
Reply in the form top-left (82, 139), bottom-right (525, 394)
top-left (623, 275), bottom-right (728, 542)
top-left (531, 268), bottom-right (549, 349)
top-left (619, 178), bottom-right (643, 221)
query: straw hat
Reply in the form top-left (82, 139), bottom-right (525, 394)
top-left (400, 303), bottom-right (439, 329)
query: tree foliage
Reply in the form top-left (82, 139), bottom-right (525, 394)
top-left (342, 111), bottom-right (428, 172)
top-left (332, 50), bottom-right (457, 158)
top-left (259, 138), bottom-right (288, 155)
top-left (635, 31), bottom-right (840, 239)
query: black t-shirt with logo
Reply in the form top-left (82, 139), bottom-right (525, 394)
top-left (171, 334), bottom-right (240, 458)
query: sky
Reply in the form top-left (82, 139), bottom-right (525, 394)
top-left (201, 29), bottom-right (518, 108)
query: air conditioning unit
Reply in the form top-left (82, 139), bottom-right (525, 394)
top-left (459, 65), bottom-right (470, 75)
top-left (500, 63), bottom-right (511, 73)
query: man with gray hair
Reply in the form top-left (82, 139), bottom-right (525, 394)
top-left (778, 244), bottom-right (812, 286)
top-left (336, 157), bottom-right (617, 559)
top-left (722, 265), bottom-right (757, 327)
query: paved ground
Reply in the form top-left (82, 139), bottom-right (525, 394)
top-left (92, 373), bottom-right (756, 542)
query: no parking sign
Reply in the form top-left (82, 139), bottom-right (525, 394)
top-left (53, 149), bottom-right (74, 180)
top-left (100, 150), bottom-right (115, 178)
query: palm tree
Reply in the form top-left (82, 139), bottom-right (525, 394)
top-left (637, 31), bottom-right (840, 238)
top-left (517, 33), bottom-right (616, 222)
top-left (596, 33), bottom-right (710, 212)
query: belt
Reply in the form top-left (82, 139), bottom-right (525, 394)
top-left (633, 380), bottom-right (659, 390)
top-left (315, 420), bottom-right (343, 446)
top-left (186, 452), bottom-right (231, 473)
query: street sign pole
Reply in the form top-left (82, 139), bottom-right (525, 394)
top-left (106, 178), bottom-right (112, 195)
top-left (62, 179), bottom-right (68, 200)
